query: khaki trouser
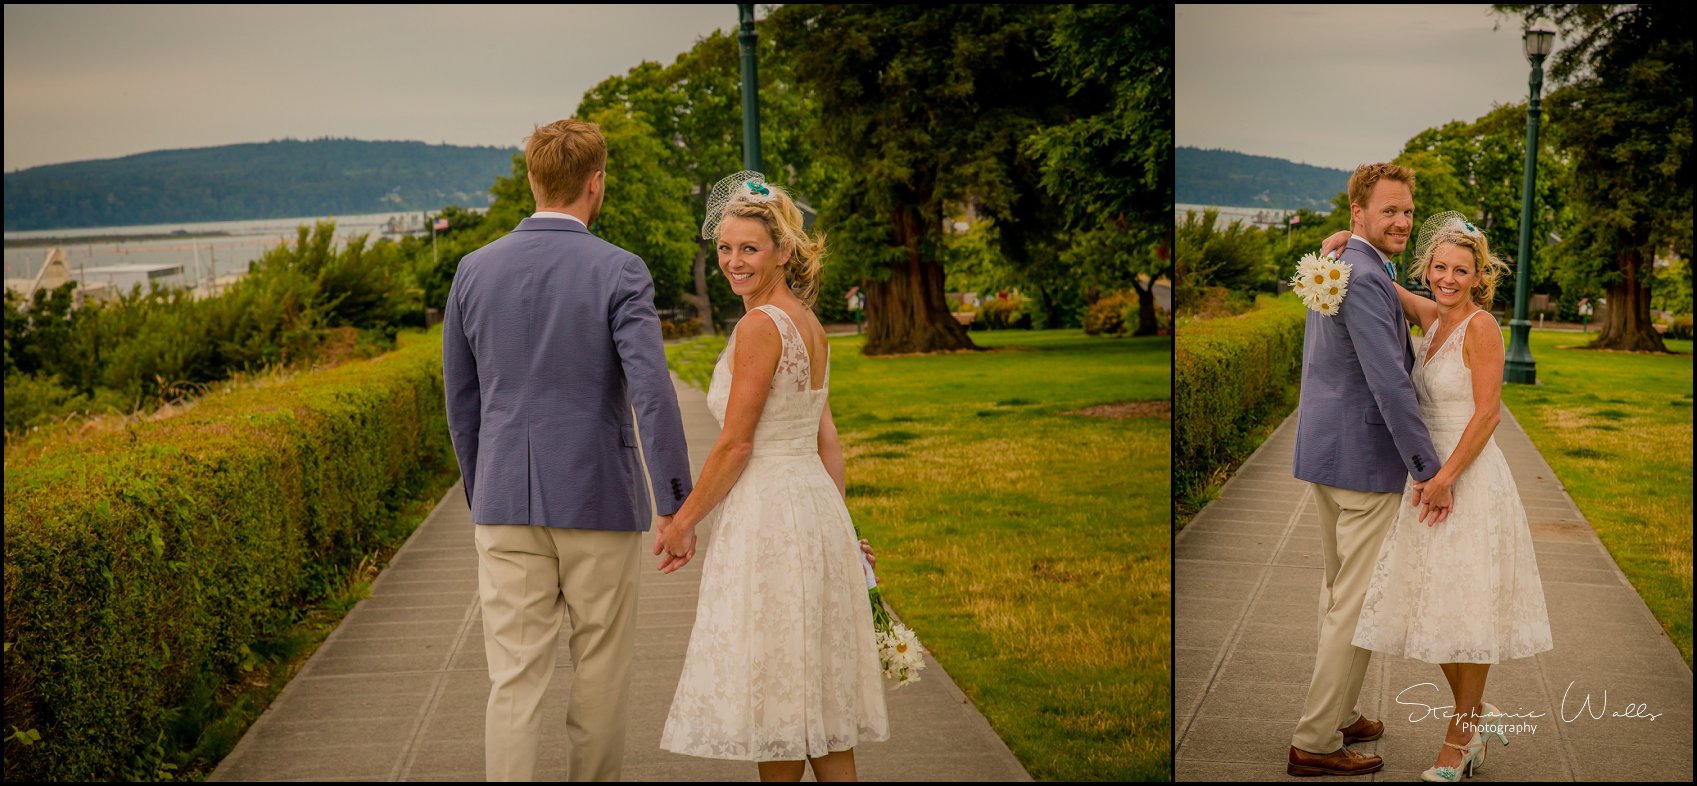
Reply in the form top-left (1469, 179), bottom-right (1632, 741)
top-left (475, 523), bottom-right (641, 781)
top-left (1291, 483), bottom-right (1401, 754)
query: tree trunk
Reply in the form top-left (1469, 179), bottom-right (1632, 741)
top-left (1590, 246), bottom-right (1669, 352)
top-left (863, 205), bottom-right (976, 355)
top-left (684, 243), bottom-right (714, 336)
top-left (1131, 277), bottom-right (1159, 336)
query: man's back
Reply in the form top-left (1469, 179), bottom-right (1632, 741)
top-left (442, 216), bottom-right (692, 529)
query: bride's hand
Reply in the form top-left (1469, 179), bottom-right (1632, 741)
top-left (654, 515), bottom-right (697, 572)
top-left (1411, 474), bottom-right (1455, 526)
top-left (860, 538), bottom-right (877, 572)
top-left (1319, 230), bottom-right (1352, 259)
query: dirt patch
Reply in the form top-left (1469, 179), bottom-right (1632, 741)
top-left (1062, 400), bottom-right (1170, 419)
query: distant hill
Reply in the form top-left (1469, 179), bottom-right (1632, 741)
top-left (1176, 147), bottom-right (1348, 211)
top-left (3, 139), bottom-right (519, 231)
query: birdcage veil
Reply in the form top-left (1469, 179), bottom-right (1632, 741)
top-left (701, 170), bottom-right (778, 240)
top-left (1414, 210), bottom-right (1482, 264)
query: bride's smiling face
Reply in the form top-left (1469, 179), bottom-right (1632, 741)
top-left (717, 215), bottom-right (788, 298)
top-left (1426, 244), bottom-right (1479, 308)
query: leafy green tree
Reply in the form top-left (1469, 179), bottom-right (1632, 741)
top-left (579, 30), bottom-right (820, 333)
top-left (942, 219), bottom-right (1020, 298)
top-left (1175, 209), bottom-right (1275, 312)
top-left (1495, 4), bottom-right (1691, 351)
top-left (1023, 4), bottom-right (1173, 335)
top-left (1392, 103), bottom-right (1569, 303)
top-left (588, 108), bottom-right (698, 313)
top-left (770, 5), bottom-right (1079, 353)
top-left (1652, 255), bottom-right (1692, 319)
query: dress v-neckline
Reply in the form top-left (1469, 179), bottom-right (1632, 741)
top-left (1421, 308), bottom-right (1478, 369)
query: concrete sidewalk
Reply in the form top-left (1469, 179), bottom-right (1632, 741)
top-left (1174, 406), bottom-right (1694, 781)
top-left (213, 374), bottom-right (1029, 781)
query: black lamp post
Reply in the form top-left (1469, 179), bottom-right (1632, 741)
top-left (737, 4), bottom-right (763, 174)
top-left (1506, 28), bottom-right (1554, 385)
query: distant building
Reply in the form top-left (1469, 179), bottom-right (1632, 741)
top-left (80, 263), bottom-right (184, 292)
top-left (1174, 203), bottom-right (1294, 231)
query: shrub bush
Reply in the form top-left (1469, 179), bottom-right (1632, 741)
top-left (2, 328), bottom-right (453, 781)
top-left (1084, 290), bottom-right (1138, 336)
top-left (1666, 314), bottom-right (1694, 340)
top-left (2, 223), bottom-right (414, 439)
top-left (661, 318), bottom-right (703, 341)
top-left (1174, 296), bottom-right (1307, 504)
top-left (980, 296), bottom-right (1033, 330)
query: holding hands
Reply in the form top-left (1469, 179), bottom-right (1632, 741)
top-left (652, 508), bottom-right (879, 575)
top-left (654, 514), bottom-right (696, 574)
top-left (1410, 473), bottom-right (1456, 527)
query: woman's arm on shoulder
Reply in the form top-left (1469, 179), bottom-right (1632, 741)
top-left (1395, 283), bottom-right (1440, 331)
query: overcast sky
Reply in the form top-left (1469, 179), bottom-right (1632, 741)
top-left (3, 5), bottom-right (747, 172)
top-left (1178, 4), bottom-right (1561, 170)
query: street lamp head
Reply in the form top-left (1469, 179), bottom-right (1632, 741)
top-left (1523, 28), bottom-right (1555, 61)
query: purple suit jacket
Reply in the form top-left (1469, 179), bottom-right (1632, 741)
top-left (442, 217), bottom-right (693, 529)
top-left (1293, 236), bottom-right (1439, 492)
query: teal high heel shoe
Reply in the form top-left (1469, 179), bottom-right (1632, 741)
top-left (1479, 701), bottom-right (1510, 748)
top-left (1420, 733), bottom-right (1484, 782)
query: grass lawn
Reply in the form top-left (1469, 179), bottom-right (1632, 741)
top-left (668, 328), bottom-right (1172, 781)
top-left (1499, 330), bottom-right (1694, 668)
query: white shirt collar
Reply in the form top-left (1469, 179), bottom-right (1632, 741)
top-left (532, 211), bottom-right (585, 226)
top-left (1350, 233), bottom-right (1394, 266)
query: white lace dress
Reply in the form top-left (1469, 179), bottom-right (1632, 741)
top-left (1353, 310), bottom-right (1554, 664)
top-left (659, 304), bottom-right (890, 761)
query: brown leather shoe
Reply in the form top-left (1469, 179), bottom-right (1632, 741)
top-left (1287, 745), bottom-right (1385, 777)
top-left (1339, 716), bottom-right (1384, 744)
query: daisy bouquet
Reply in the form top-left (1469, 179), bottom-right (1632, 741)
top-left (857, 547), bottom-right (927, 687)
top-left (1290, 252), bottom-right (1351, 316)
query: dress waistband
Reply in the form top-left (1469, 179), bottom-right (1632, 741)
top-left (749, 440), bottom-right (818, 458)
top-left (1419, 409), bottom-right (1477, 430)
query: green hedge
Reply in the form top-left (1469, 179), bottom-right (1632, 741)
top-left (1174, 296), bottom-right (1306, 510)
top-left (2, 327), bottom-right (453, 781)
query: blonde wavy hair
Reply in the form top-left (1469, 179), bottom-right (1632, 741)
top-left (715, 183), bottom-right (826, 306)
top-left (1409, 219), bottom-right (1512, 307)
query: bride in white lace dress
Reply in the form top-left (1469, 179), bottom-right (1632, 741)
top-left (1324, 214), bottom-right (1552, 782)
top-left (654, 173), bottom-right (889, 781)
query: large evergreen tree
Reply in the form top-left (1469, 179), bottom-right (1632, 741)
top-left (1495, 4), bottom-right (1691, 351)
top-left (769, 5), bottom-right (1068, 354)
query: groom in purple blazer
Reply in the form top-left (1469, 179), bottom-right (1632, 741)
top-left (1287, 162), bottom-right (1447, 777)
top-left (442, 118), bottom-right (694, 781)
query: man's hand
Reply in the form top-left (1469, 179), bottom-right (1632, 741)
top-left (652, 513), bottom-right (675, 554)
top-left (654, 514), bottom-right (697, 573)
top-left (1411, 474), bottom-right (1456, 527)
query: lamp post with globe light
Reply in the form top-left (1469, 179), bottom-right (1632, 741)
top-left (1506, 28), bottom-right (1555, 385)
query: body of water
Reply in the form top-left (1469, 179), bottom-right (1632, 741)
top-left (3, 210), bottom-right (477, 290)
top-left (1174, 203), bottom-right (1301, 230)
